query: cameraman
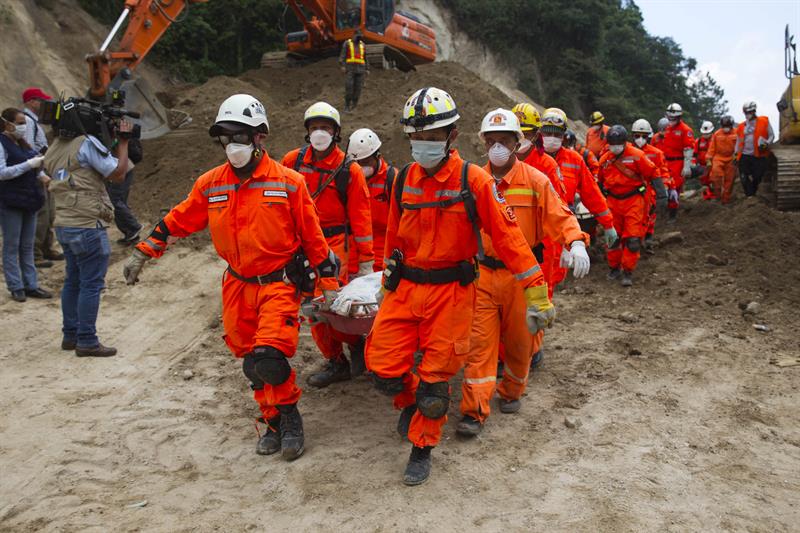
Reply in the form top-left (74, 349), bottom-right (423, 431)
top-left (43, 100), bottom-right (131, 357)
top-left (107, 137), bottom-right (143, 244)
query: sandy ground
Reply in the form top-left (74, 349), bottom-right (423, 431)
top-left (1, 194), bottom-right (798, 532)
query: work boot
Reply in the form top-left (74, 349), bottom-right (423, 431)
top-left (644, 235), bottom-right (655, 255)
top-left (307, 357), bottom-right (351, 388)
top-left (607, 268), bottom-right (622, 281)
top-left (496, 360), bottom-right (504, 379)
top-left (668, 208), bottom-right (678, 223)
top-left (277, 404), bottom-right (304, 461)
top-left (348, 340), bottom-right (366, 378)
top-left (620, 271), bottom-right (633, 287)
top-left (397, 404), bottom-right (417, 439)
top-left (499, 398), bottom-right (521, 414)
top-left (75, 344), bottom-right (117, 357)
top-left (256, 415), bottom-right (281, 456)
top-left (456, 415), bottom-right (482, 437)
top-left (530, 349), bottom-right (543, 370)
top-left (61, 338), bottom-right (77, 351)
top-left (34, 259), bottom-right (53, 269)
top-left (402, 445), bottom-right (433, 486)
top-left (10, 290), bottom-right (26, 302)
top-left (25, 288), bottom-right (52, 299)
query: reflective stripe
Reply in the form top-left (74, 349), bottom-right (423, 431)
top-left (505, 188), bottom-right (537, 196)
top-left (435, 189), bottom-right (461, 199)
top-left (248, 181), bottom-right (298, 192)
top-left (464, 375), bottom-right (496, 385)
top-left (202, 184), bottom-right (236, 196)
top-left (403, 185), bottom-right (423, 195)
top-left (596, 209), bottom-right (611, 217)
top-left (144, 238), bottom-right (164, 251)
top-left (369, 183), bottom-right (385, 190)
top-left (503, 365), bottom-right (527, 384)
top-left (354, 235), bottom-right (373, 243)
top-left (514, 264), bottom-right (541, 280)
top-left (561, 162), bottom-right (580, 169)
top-left (346, 41), bottom-right (366, 64)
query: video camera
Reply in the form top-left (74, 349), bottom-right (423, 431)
top-left (39, 89), bottom-right (141, 143)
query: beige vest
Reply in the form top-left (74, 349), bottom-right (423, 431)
top-left (44, 136), bottom-right (114, 228)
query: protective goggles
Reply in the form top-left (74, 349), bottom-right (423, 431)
top-left (217, 132), bottom-right (254, 146)
top-left (632, 133), bottom-right (650, 139)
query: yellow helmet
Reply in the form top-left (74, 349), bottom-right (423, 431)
top-left (512, 103), bottom-right (541, 131)
top-left (589, 111), bottom-right (605, 125)
top-left (541, 107), bottom-right (568, 133)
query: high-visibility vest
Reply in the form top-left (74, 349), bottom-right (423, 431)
top-left (346, 40), bottom-right (366, 64)
top-left (736, 116), bottom-right (770, 159)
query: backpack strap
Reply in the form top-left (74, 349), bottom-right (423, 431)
top-left (23, 111), bottom-right (39, 144)
top-left (293, 145), bottom-right (309, 172)
top-left (392, 163), bottom-right (412, 214)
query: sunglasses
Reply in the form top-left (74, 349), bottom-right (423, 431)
top-left (217, 132), bottom-right (253, 146)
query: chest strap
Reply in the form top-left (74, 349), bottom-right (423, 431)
top-left (398, 261), bottom-right (477, 286)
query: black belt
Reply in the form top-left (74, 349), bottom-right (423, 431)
top-left (479, 256), bottom-right (505, 270)
top-left (227, 265), bottom-right (286, 285)
top-left (606, 185), bottom-right (647, 200)
top-left (665, 156), bottom-right (684, 161)
top-left (398, 261), bottom-right (477, 286)
top-left (322, 224), bottom-right (348, 238)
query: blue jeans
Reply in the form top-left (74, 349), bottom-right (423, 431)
top-left (56, 226), bottom-right (111, 348)
top-left (107, 170), bottom-right (141, 238)
top-left (0, 206), bottom-right (39, 292)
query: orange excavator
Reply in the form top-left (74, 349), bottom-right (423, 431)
top-left (88, 0), bottom-right (434, 138)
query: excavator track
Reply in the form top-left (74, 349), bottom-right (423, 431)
top-left (261, 51), bottom-right (290, 69)
top-left (365, 44), bottom-right (415, 72)
top-left (769, 146), bottom-right (800, 210)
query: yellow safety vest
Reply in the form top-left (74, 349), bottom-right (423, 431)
top-left (346, 40), bottom-right (366, 64)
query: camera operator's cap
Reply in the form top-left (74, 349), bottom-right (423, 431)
top-left (209, 94), bottom-right (269, 136)
top-left (22, 87), bottom-right (53, 103)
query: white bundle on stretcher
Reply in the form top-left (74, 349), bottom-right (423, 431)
top-left (330, 272), bottom-right (382, 317)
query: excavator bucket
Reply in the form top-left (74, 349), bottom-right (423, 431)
top-left (114, 76), bottom-right (173, 140)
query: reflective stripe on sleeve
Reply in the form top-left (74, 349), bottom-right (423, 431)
top-left (514, 264), bottom-right (542, 280)
top-left (354, 235), bottom-right (373, 243)
top-left (464, 375), bottom-right (496, 385)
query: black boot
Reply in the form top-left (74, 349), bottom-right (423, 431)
top-left (456, 415), bottom-right (482, 437)
top-left (403, 445), bottom-right (433, 486)
top-left (256, 414), bottom-right (281, 456)
top-left (277, 404), bottom-right (304, 460)
top-left (397, 404), bottom-right (417, 439)
top-left (621, 271), bottom-right (633, 287)
top-left (307, 357), bottom-right (351, 388)
top-left (530, 349), bottom-right (543, 370)
top-left (348, 340), bottom-right (366, 378)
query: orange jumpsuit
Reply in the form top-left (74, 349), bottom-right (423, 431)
top-left (661, 120), bottom-right (695, 201)
top-left (365, 151), bottom-right (546, 448)
top-left (136, 154), bottom-right (337, 421)
top-left (707, 128), bottom-right (738, 203)
top-left (641, 143), bottom-right (669, 237)
top-left (461, 159), bottom-right (586, 424)
top-left (282, 146), bottom-right (373, 361)
top-left (348, 158), bottom-right (393, 274)
top-left (518, 147), bottom-right (566, 198)
top-left (586, 125), bottom-right (610, 157)
top-left (597, 143), bottom-right (657, 272)
top-left (577, 146), bottom-right (600, 178)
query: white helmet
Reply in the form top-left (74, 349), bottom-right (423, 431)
top-left (209, 94), bottom-right (269, 136)
top-left (400, 87), bottom-right (459, 133)
top-left (304, 101), bottom-right (341, 128)
top-left (479, 108), bottom-right (523, 142)
top-left (631, 118), bottom-right (653, 134)
top-left (347, 128), bottom-right (382, 160)
top-left (666, 103), bottom-right (683, 119)
top-left (743, 101), bottom-right (757, 113)
top-left (657, 117), bottom-right (669, 132)
top-left (700, 120), bottom-right (714, 134)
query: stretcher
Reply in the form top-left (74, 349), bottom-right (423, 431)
top-left (302, 297), bottom-right (377, 336)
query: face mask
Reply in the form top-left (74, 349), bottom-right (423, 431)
top-left (487, 143), bottom-right (513, 167)
top-left (609, 144), bottom-right (625, 155)
top-left (361, 166), bottom-right (374, 178)
top-left (745, 113), bottom-right (755, 121)
top-left (517, 138), bottom-right (532, 153)
top-left (225, 143), bottom-right (254, 168)
top-left (592, 125), bottom-right (601, 131)
top-left (542, 136), bottom-right (562, 153)
top-left (310, 130), bottom-right (333, 151)
top-left (13, 124), bottom-right (26, 139)
top-left (410, 139), bottom-right (448, 169)
top-left (723, 127), bottom-right (732, 133)
top-left (668, 118), bottom-right (679, 124)
top-left (634, 137), bottom-right (647, 148)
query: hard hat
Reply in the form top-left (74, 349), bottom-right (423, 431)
top-left (347, 128), bottom-right (382, 160)
top-left (631, 119), bottom-right (653, 134)
top-left (742, 101), bottom-right (757, 113)
top-left (209, 94), bottom-right (269, 136)
top-left (540, 107), bottom-right (568, 133)
top-left (512, 103), bottom-right (541, 131)
top-left (720, 115), bottom-right (734, 128)
top-left (700, 120), bottom-right (714, 134)
top-left (400, 87), bottom-right (459, 133)
top-left (589, 111), bottom-right (605, 125)
top-left (304, 101), bottom-right (341, 128)
top-left (564, 129), bottom-right (577, 147)
top-left (666, 103), bottom-right (683, 119)
top-left (657, 117), bottom-right (669, 132)
top-left (479, 108), bottom-right (523, 142)
top-left (607, 124), bottom-right (628, 145)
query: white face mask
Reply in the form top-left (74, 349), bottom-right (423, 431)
top-left (225, 143), bottom-right (254, 168)
top-left (592, 125), bottom-right (602, 131)
top-left (361, 166), bottom-right (374, 178)
top-left (410, 139), bottom-right (448, 169)
top-left (609, 144), bottom-right (625, 155)
top-left (13, 124), bottom-right (26, 139)
top-left (634, 137), bottom-right (647, 148)
top-left (542, 136), bottom-right (562, 153)
top-left (488, 143), bottom-right (513, 167)
top-left (517, 138), bottom-right (532, 153)
top-left (723, 127), bottom-right (732, 133)
top-left (309, 130), bottom-right (333, 151)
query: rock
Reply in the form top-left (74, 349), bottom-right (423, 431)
top-left (705, 254), bottom-right (727, 266)
top-left (660, 231), bottom-right (684, 246)
top-left (619, 312), bottom-right (638, 323)
top-left (564, 416), bottom-right (581, 429)
top-left (182, 369), bottom-right (194, 380)
top-left (744, 302), bottom-right (761, 314)
top-left (628, 348), bottom-right (642, 356)
top-left (753, 324), bottom-right (770, 332)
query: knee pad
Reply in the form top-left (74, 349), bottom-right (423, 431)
top-left (252, 346), bottom-right (292, 386)
top-left (242, 353), bottom-right (263, 390)
top-left (416, 380), bottom-right (450, 419)
top-left (372, 374), bottom-right (404, 396)
top-left (625, 238), bottom-right (642, 253)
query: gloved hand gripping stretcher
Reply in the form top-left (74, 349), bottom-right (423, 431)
top-left (302, 272), bottom-right (382, 335)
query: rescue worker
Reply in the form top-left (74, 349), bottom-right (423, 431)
top-left (707, 115), bottom-right (738, 203)
top-left (458, 108), bottom-right (588, 437)
top-left (631, 118), bottom-right (670, 252)
top-left (563, 129), bottom-right (600, 249)
top-left (122, 94), bottom-right (340, 460)
top-left (346, 128), bottom-right (395, 273)
top-left (661, 103), bottom-right (694, 221)
top-left (365, 87), bottom-right (555, 486)
top-left (565, 129), bottom-right (599, 178)
top-left (696, 121), bottom-right (714, 198)
top-left (282, 102), bottom-right (374, 387)
top-left (339, 30), bottom-right (369, 112)
top-left (735, 101), bottom-right (774, 197)
top-left (539, 108), bottom-right (617, 295)
top-left (597, 125), bottom-right (662, 286)
top-left (651, 117), bottom-right (669, 151)
top-left (511, 103), bottom-right (565, 196)
top-left (586, 111), bottom-right (609, 157)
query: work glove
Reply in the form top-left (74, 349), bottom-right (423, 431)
top-left (320, 289), bottom-right (339, 311)
top-left (681, 164), bottom-right (692, 179)
top-left (27, 155), bottom-right (45, 169)
top-left (603, 226), bottom-right (619, 248)
top-left (524, 284), bottom-right (556, 334)
top-left (668, 188), bottom-right (679, 204)
top-left (758, 140), bottom-right (769, 151)
top-left (569, 241), bottom-right (590, 278)
top-left (356, 260), bottom-right (374, 277)
top-left (123, 249), bottom-right (149, 285)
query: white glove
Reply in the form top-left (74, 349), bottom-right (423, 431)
top-left (356, 260), bottom-right (374, 277)
top-left (681, 164), bottom-right (692, 178)
top-left (603, 226), bottom-right (619, 247)
top-left (559, 247), bottom-right (573, 269)
top-left (27, 155), bottom-right (45, 169)
top-left (569, 241), bottom-right (590, 278)
top-left (123, 249), bottom-right (149, 285)
top-left (668, 189), bottom-right (679, 203)
top-left (320, 289), bottom-right (339, 311)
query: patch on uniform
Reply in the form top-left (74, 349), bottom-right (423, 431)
top-left (492, 182), bottom-right (506, 204)
top-left (504, 205), bottom-right (517, 222)
top-left (208, 194), bottom-right (229, 203)
top-left (54, 168), bottom-right (69, 181)
top-left (263, 190), bottom-right (288, 198)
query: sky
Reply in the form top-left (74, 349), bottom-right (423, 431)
top-left (637, 0), bottom-right (800, 135)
